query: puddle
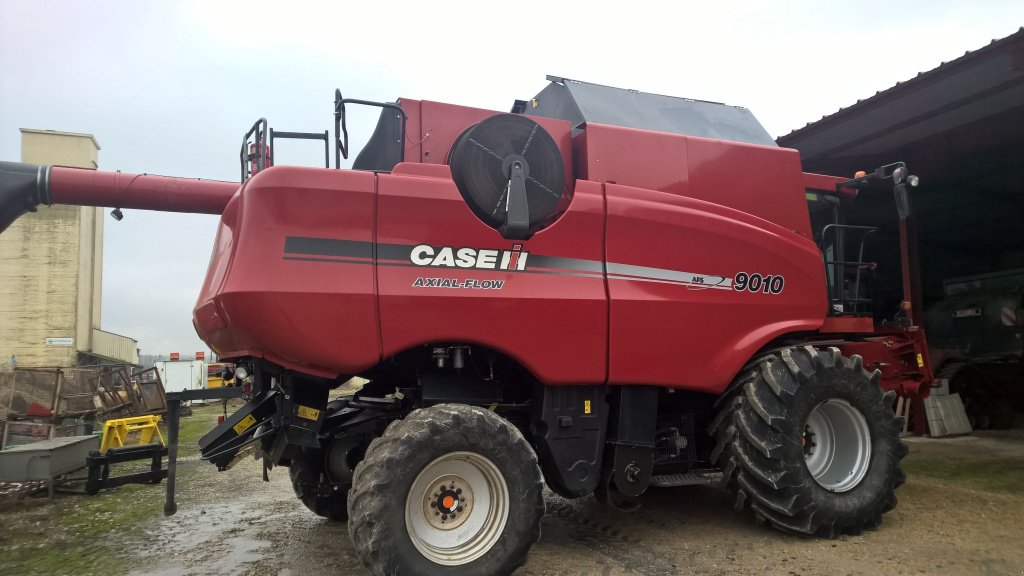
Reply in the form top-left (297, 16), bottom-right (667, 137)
top-left (127, 502), bottom-right (273, 576)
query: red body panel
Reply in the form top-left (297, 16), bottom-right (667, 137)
top-left (376, 168), bottom-right (607, 384)
top-left (406, 100), bottom-right (573, 181)
top-left (578, 124), bottom-right (813, 239)
top-left (196, 167), bottom-right (379, 378)
top-left (185, 98), bottom-right (927, 396)
top-left (605, 183), bottom-right (826, 393)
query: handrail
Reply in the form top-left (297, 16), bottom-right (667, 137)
top-left (819, 224), bottom-right (878, 316)
top-left (240, 118), bottom-right (269, 183)
top-left (334, 89), bottom-right (408, 169)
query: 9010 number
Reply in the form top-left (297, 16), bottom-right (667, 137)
top-left (733, 272), bottom-right (784, 295)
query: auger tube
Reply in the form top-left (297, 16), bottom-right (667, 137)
top-left (0, 161), bottom-right (238, 232)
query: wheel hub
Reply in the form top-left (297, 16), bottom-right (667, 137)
top-left (802, 426), bottom-right (817, 457)
top-left (803, 399), bottom-right (872, 493)
top-left (422, 474), bottom-right (473, 530)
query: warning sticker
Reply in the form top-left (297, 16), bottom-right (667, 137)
top-left (297, 405), bottom-right (321, 421)
top-left (916, 353), bottom-right (925, 368)
top-left (584, 400), bottom-right (592, 415)
top-left (233, 414), bottom-right (257, 435)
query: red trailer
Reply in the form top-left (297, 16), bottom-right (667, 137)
top-left (0, 76), bottom-right (931, 576)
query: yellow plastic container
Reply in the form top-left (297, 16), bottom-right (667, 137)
top-left (100, 415), bottom-right (165, 452)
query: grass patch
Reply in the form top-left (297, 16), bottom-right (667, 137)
top-left (0, 482), bottom-right (164, 575)
top-left (0, 403), bottom-right (236, 575)
top-left (903, 449), bottom-right (1024, 494)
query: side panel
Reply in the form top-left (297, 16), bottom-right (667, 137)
top-left (416, 100), bottom-right (574, 194)
top-left (194, 166), bottom-right (380, 377)
top-left (375, 173), bottom-right (607, 384)
top-left (578, 123), bottom-right (812, 238)
top-left (605, 183), bottom-right (827, 393)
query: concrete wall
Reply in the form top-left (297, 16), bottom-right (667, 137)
top-left (0, 205), bottom-right (82, 367)
top-left (20, 130), bottom-right (99, 169)
top-left (0, 130), bottom-right (103, 368)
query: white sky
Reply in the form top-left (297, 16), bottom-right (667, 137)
top-left (1, 1), bottom-right (1022, 358)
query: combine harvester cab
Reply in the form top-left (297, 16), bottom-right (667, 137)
top-left (0, 77), bottom-right (932, 576)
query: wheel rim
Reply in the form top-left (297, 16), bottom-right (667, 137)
top-left (803, 399), bottom-right (872, 492)
top-left (405, 451), bottom-right (509, 565)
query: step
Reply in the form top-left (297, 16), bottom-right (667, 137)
top-left (650, 471), bottom-right (721, 487)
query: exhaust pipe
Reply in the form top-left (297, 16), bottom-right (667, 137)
top-left (0, 161), bottom-right (239, 232)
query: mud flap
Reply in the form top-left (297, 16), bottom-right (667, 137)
top-left (530, 384), bottom-right (609, 497)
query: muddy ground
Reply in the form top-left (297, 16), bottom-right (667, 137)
top-left (2, 404), bottom-right (1024, 576)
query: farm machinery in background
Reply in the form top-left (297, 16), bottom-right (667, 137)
top-left (927, 268), bottom-right (1024, 429)
top-left (0, 76), bottom-right (931, 575)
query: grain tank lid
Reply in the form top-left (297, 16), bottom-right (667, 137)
top-left (526, 76), bottom-right (777, 147)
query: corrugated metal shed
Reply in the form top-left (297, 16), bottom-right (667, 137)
top-left (777, 28), bottom-right (1024, 305)
top-left (91, 329), bottom-right (139, 365)
top-left (778, 27), bottom-right (1024, 175)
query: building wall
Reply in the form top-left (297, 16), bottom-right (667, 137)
top-left (0, 130), bottom-right (102, 367)
top-left (20, 131), bottom-right (99, 169)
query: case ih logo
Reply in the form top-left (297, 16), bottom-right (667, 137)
top-left (410, 244), bottom-right (528, 271)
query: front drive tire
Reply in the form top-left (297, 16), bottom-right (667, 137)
top-left (709, 346), bottom-right (908, 538)
top-left (348, 404), bottom-right (544, 576)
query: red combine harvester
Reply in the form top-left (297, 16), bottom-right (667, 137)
top-left (0, 76), bottom-right (931, 575)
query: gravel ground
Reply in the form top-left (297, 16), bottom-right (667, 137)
top-left (3, 408), bottom-right (1024, 576)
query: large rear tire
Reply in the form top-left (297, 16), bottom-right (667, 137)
top-left (709, 346), bottom-right (907, 537)
top-left (348, 404), bottom-right (544, 576)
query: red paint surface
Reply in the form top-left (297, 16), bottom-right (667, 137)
top-left (604, 182), bottom-right (826, 393)
top-left (36, 98), bottom-right (930, 395)
top-left (49, 166), bottom-right (237, 214)
top-left (578, 124), bottom-right (812, 239)
top-left (196, 166), bottom-right (379, 377)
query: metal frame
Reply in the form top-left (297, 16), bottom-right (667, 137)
top-left (239, 90), bottom-right (408, 182)
top-left (819, 224), bottom-right (878, 316)
top-left (86, 443), bottom-right (168, 495)
top-left (334, 89), bottom-right (407, 168)
top-left (163, 387), bottom-right (244, 515)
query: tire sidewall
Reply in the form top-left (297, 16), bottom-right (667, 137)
top-left (355, 407), bottom-right (542, 576)
top-left (784, 364), bottom-right (899, 519)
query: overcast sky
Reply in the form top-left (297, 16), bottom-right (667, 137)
top-left (1, 1), bottom-right (1021, 359)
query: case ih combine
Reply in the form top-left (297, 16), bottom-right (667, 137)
top-left (0, 76), bottom-right (931, 575)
